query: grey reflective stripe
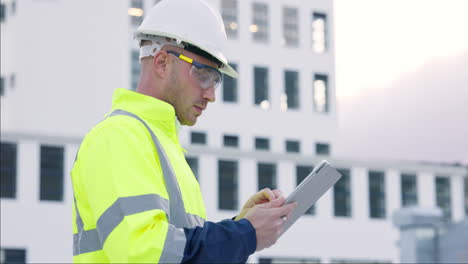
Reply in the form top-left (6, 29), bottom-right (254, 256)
top-left (73, 193), bottom-right (169, 256)
top-left (159, 225), bottom-right (187, 264)
top-left (109, 109), bottom-right (196, 229)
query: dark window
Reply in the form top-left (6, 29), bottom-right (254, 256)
top-left (185, 156), bottom-right (199, 181)
top-left (313, 74), bottom-right (329, 113)
top-left (285, 70), bottom-right (299, 109)
top-left (190, 131), bottom-right (206, 145)
top-left (436, 176), bottom-right (452, 221)
top-left (401, 173), bottom-right (418, 207)
top-left (130, 0), bottom-right (144, 26)
top-left (218, 160), bottom-right (238, 210)
top-left (315, 142), bottom-right (330, 155)
top-left (39, 145), bottom-right (64, 201)
top-left (285, 140), bottom-right (300, 153)
top-left (1, 248), bottom-right (27, 263)
top-left (254, 67), bottom-right (269, 106)
top-left (1, 142), bottom-right (17, 198)
top-left (334, 169), bottom-right (351, 217)
top-left (131, 50), bottom-right (140, 91)
top-left (221, 0), bottom-right (238, 39)
top-left (464, 177), bottom-right (468, 216)
top-left (223, 63), bottom-right (238, 102)
top-left (255, 137), bottom-right (269, 151)
top-left (0, 76), bottom-right (4, 96)
top-left (0, 3), bottom-right (5, 23)
top-left (223, 135), bottom-right (239, 148)
top-left (296, 165), bottom-right (315, 215)
top-left (258, 163), bottom-right (276, 190)
top-left (369, 171), bottom-right (386, 219)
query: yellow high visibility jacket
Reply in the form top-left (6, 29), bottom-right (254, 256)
top-left (71, 88), bottom-right (206, 263)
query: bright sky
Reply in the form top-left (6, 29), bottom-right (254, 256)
top-left (334, 0), bottom-right (468, 98)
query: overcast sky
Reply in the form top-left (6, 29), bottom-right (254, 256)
top-left (334, 0), bottom-right (468, 163)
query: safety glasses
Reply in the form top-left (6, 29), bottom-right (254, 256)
top-left (167, 50), bottom-right (223, 89)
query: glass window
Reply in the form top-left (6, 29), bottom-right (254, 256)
top-left (283, 7), bottom-right (299, 47)
top-left (255, 137), bottom-right (269, 151)
top-left (285, 140), bottom-right (300, 153)
top-left (185, 156), bottom-right (199, 181)
top-left (11, 0), bottom-right (16, 15)
top-left (313, 74), bottom-right (329, 113)
top-left (223, 135), bottom-right (239, 148)
top-left (401, 173), bottom-right (418, 207)
top-left (221, 0), bottom-right (238, 39)
top-left (258, 163), bottom-right (277, 190)
top-left (129, 0), bottom-right (144, 26)
top-left (223, 63), bottom-right (238, 103)
top-left (218, 160), bottom-right (238, 210)
top-left (0, 248), bottom-right (26, 263)
top-left (9, 74), bottom-right (15, 89)
top-left (369, 171), bottom-right (386, 219)
top-left (334, 169), bottom-right (352, 217)
top-left (131, 50), bottom-right (140, 91)
top-left (436, 176), bottom-right (452, 221)
top-left (315, 142), bottom-right (330, 155)
top-left (0, 142), bottom-right (17, 199)
top-left (312, 13), bottom-right (327, 53)
top-left (190, 131), bottom-right (207, 145)
top-left (296, 165), bottom-right (315, 215)
top-left (0, 3), bottom-right (5, 23)
top-left (464, 177), bottom-right (468, 216)
top-left (0, 76), bottom-right (4, 96)
top-left (251, 3), bottom-right (269, 43)
top-left (40, 145), bottom-right (64, 201)
top-left (284, 70), bottom-right (299, 110)
top-left (254, 66), bottom-right (269, 108)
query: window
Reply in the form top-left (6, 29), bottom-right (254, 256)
top-left (315, 142), bottom-right (330, 155)
top-left (255, 137), bottom-right (270, 151)
top-left (190, 131), bottom-right (206, 145)
top-left (0, 76), bottom-right (4, 96)
top-left (186, 156), bottom-right (199, 181)
top-left (11, 0), bottom-right (16, 15)
top-left (254, 66), bottom-right (269, 108)
top-left (296, 165), bottom-right (315, 215)
top-left (401, 173), bottom-right (418, 207)
top-left (221, 0), bottom-right (238, 39)
top-left (0, 248), bottom-right (26, 263)
top-left (251, 3), bottom-right (269, 43)
top-left (334, 169), bottom-right (351, 217)
top-left (369, 171), bottom-right (386, 219)
top-left (464, 177), bottom-right (468, 216)
top-left (40, 145), bottom-right (64, 201)
top-left (312, 13), bottom-right (327, 53)
top-left (129, 0), bottom-right (144, 26)
top-left (0, 3), bottom-right (5, 23)
top-left (284, 70), bottom-right (299, 110)
top-left (218, 160), bottom-right (238, 210)
top-left (0, 142), bottom-right (17, 199)
top-left (223, 135), bottom-right (239, 148)
top-left (9, 74), bottom-right (15, 89)
top-left (313, 74), bottom-right (329, 113)
top-left (285, 140), bottom-right (300, 153)
top-left (223, 63), bottom-right (238, 103)
top-left (283, 7), bottom-right (299, 47)
top-left (436, 176), bottom-right (452, 221)
top-left (258, 163), bottom-right (277, 190)
top-left (131, 50), bottom-right (140, 91)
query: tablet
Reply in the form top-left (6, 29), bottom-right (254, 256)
top-left (281, 160), bottom-right (342, 234)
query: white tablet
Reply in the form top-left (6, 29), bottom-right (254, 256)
top-left (281, 160), bottom-right (342, 234)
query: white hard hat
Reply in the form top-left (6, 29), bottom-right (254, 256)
top-left (135, 0), bottom-right (238, 78)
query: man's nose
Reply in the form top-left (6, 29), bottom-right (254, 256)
top-left (203, 85), bottom-right (216, 103)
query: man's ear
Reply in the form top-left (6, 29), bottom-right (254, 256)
top-left (153, 51), bottom-right (169, 78)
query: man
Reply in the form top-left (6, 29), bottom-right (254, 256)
top-left (71, 0), bottom-right (296, 263)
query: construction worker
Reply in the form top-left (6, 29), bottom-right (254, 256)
top-left (71, 0), bottom-right (297, 263)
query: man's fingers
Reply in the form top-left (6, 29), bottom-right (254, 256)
top-left (272, 189), bottom-right (283, 199)
top-left (277, 201), bottom-right (297, 216)
top-left (260, 188), bottom-right (275, 201)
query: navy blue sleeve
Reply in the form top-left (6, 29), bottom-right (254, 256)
top-left (182, 218), bottom-right (257, 263)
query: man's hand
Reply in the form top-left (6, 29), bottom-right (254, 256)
top-left (244, 196), bottom-right (297, 251)
top-left (235, 188), bottom-right (283, 221)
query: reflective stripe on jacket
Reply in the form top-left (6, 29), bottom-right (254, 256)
top-left (71, 89), bottom-right (256, 263)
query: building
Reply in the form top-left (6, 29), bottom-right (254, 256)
top-left (1, 0), bottom-right (467, 263)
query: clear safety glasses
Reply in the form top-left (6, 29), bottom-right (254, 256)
top-left (167, 50), bottom-right (223, 89)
